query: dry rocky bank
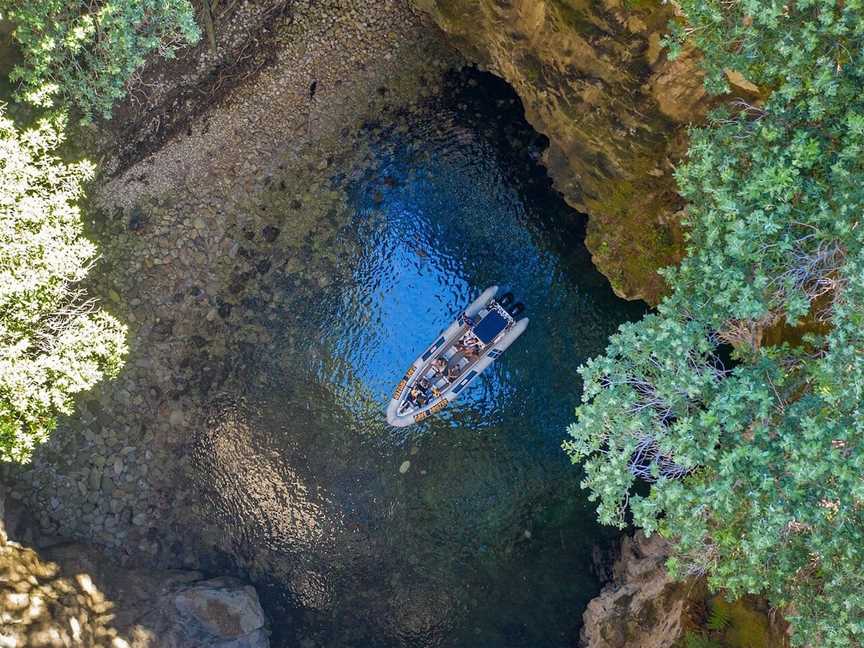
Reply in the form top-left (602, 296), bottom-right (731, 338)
top-left (582, 533), bottom-right (789, 648)
top-left (2, 0), bottom-right (762, 646)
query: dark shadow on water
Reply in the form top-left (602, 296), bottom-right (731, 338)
top-left (195, 67), bottom-right (647, 648)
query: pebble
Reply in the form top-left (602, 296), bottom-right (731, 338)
top-left (100, 475), bottom-right (114, 495)
top-left (4, 0), bottom-right (464, 589)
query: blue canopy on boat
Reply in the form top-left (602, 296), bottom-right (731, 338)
top-left (473, 310), bottom-right (508, 344)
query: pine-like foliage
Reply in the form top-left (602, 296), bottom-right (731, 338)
top-left (565, 2), bottom-right (864, 646)
top-left (0, 110), bottom-right (127, 462)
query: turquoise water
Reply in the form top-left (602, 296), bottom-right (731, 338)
top-left (193, 70), bottom-right (645, 647)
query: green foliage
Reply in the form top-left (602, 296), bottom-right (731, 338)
top-left (684, 632), bottom-right (723, 648)
top-left (563, 312), bottom-right (728, 529)
top-left (566, 1), bottom-right (864, 646)
top-left (0, 108), bottom-right (127, 462)
top-left (1, 0), bottom-right (199, 120)
top-left (706, 599), bottom-right (732, 632)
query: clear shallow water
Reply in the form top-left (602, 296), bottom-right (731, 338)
top-left (193, 70), bottom-right (645, 647)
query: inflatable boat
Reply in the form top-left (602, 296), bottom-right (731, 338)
top-left (386, 285), bottom-right (529, 427)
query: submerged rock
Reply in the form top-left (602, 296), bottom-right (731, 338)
top-left (0, 494), bottom-right (270, 648)
top-left (414, 0), bottom-right (712, 302)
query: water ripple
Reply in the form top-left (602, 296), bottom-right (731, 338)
top-left (192, 69), bottom-right (646, 648)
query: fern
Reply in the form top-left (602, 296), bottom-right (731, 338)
top-left (706, 601), bottom-right (732, 632)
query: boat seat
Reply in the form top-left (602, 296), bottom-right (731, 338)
top-left (447, 350), bottom-right (467, 377)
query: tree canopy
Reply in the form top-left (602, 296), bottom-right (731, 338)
top-left (1, 0), bottom-right (199, 120)
top-left (565, 1), bottom-right (864, 645)
top-left (0, 110), bottom-right (127, 462)
top-left (0, 0), bottom-right (199, 461)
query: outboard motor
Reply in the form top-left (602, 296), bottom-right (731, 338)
top-left (507, 302), bottom-right (525, 319)
top-left (498, 292), bottom-right (515, 308)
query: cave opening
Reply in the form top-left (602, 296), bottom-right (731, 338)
top-left (219, 65), bottom-right (650, 648)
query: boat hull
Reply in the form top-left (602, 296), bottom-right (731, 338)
top-left (386, 286), bottom-right (528, 427)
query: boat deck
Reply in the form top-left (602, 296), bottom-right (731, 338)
top-left (397, 303), bottom-right (513, 416)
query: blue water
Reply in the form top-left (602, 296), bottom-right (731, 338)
top-left (193, 70), bottom-right (646, 647)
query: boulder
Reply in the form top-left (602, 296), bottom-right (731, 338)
top-left (581, 531), bottom-right (703, 648)
top-left (0, 492), bottom-right (269, 648)
top-left (581, 531), bottom-right (790, 648)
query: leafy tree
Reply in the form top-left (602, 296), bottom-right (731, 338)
top-left (1, 0), bottom-right (200, 120)
top-left (566, 2), bottom-right (864, 646)
top-left (0, 109), bottom-right (127, 463)
top-left (564, 312), bottom-right (726, 528)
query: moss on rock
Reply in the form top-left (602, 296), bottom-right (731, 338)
top-left (414, 0), bottom-right (712, 303)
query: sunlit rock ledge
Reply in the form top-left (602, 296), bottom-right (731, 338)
top-left (1, 493), bottom-right (269, 648)
top-left (413, 0), bottom-right (713, 303)
top-left (582, 532), bottom-right (789, 648)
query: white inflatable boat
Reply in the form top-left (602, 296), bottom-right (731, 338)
top-left (386, 285), bottom-right (529, 427)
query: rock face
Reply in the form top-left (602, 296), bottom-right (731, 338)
top-left (413, 0), bottom-right (711, 302)
top-left (582, 532), bottom-right (791, 648)
top-left (581, 531), bottom-right (702, 648)
top-left (0, 494), bottom-right (269, 648)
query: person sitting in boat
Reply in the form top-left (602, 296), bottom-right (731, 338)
top-left (464, 330), bottom-right (482, 348)
top-left (461, 345), bottom-right (479, 361)
top-left (414, 378), bottom-right (434, 407)
top-left (408, 384), bottom-right (427, 408)
top-left (456, 336), bottom-right (481, 360)
top-left (447, 353), bottom-right (465, 380)
top-left (466, 337), bottom-right (483, 356)
top-left (430, 356), bottom-right (447, 377)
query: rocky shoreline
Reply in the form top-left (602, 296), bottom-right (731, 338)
top-left (3, 0), bottom-right (464, 643)
top-left (413, 0), bottom-right (708, 303)
top-left (582, 532), bottom-right (702, 648)
top-left (4, 0), bottom-right (460, 570)
top-left (582, 532), bottom-right (790, 648)
top-left (1, 491), bottom-right (269, 647)
top-left (1, 0), bottom-right (764, 646)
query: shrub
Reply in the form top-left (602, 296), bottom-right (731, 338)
top-left (0, 108), bottom-right (127, 462)
top-left (1, 0), bottom-right (200, 120)
top-left (566, 1), bottom-right (864, 645)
